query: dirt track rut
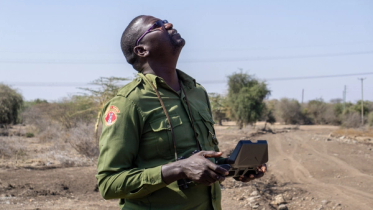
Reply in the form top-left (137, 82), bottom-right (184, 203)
top-left (266, 129), bottom-right (373, 209)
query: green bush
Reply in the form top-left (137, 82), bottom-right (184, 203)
top-left (227, 72), bottom-right (270, 129)
top-left (351, 100), bottom-right (370, 115)
top-left (25, 132), bottom-right (34, 138)
top-left (306, 99), bottom-right (327, 124)
top-left (0, 84), bottom-right (23, 125)
top-left (208, 93), bottom-right (228, 125)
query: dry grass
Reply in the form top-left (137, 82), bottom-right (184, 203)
top-left (0, 136), bottom-right (27, 158)
top-left (342, 112), bottom-right (361, 128)
top-left (67, 123), bottom-right (99, 158)
top-left (332, 128), bottom-right (373, 138)
top-left (38, 122), bottom-right (65, 143)
top-left (37, 150), bottom-right (95, 167)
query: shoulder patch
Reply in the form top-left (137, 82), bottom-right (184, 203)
top-left (104, 105), bottom-right (120, 126)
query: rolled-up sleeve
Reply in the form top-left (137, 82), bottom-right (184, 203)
top-left (96, 96), bottom-right (167, 200)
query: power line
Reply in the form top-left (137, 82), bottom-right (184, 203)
top-left (1, 40), bottom-right (373, 54)
top-left (181, 51), bottom-right (373, 63)
top-left (0, 50), bottom-right (372, 64)
top-left (1, 82), bottom-right (130, 87)
top-left (200, 72), bottom-right (373, 84)
top-left (4, 72), bottom-right (373, 87)
top-left (266, 72), bottom-right (373, 81)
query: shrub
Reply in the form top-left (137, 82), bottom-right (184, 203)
top-left (49, 95), bottom-right (98, 129)
top-left (21, 103), bottom-right (51, 134)
top-left (277, 98), bottom-right (304, 124)
top-left (342, 112), bottom-right (361, 128)
top-left (368, 112), bottom-right (373, 127)
top-left (351, 100), bottom-right (370, 116)
top-left (306, 99), bottom-right (327, 124)
top-left (25, 132), bottom-right (34, 138)
top-left (208, 93), bottom-right (227, 125)
top-left (323, 104), bottom-right (340, 125)
top-left (0, 136), bottom-right (27, 158)
top-left (261, 102), bottom-right (276, 129)
top-left (0, 84), bottom-right (23, 126)
top-left (68, 123), bottom-right (99, 157)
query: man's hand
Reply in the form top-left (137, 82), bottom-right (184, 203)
top-left (161, 151), bottom-right (228, 186)
top-left (180, 151), bottom-right (229, 186)
top-left (238, 164), bottom-right (267, 182)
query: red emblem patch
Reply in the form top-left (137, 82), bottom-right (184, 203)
top-left (104, 105), bottom-right (120, 126)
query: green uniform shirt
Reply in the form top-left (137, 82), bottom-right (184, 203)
top-left (96, 70), bottom-right (224, 210)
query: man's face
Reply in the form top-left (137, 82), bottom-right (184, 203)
top-left (136, 16), bottom-right (185, 52)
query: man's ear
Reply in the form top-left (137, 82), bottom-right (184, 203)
top-left (133, 45), bottom-right (149, 58)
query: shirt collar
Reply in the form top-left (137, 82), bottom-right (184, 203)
top-left (138, 72), bottom-right (159, 89)
top-left (138, 69), bottom-right (196, 90)
top-left (176, 69), bottom-right (196, 89)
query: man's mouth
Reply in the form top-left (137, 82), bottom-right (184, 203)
top-left (170, 30), bottom-right (179, 36)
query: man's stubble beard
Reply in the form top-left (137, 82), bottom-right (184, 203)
top-left (169, 35), bottom-right (185, 55)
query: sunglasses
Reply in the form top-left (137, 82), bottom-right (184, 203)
top-left (136, 20), bottom-right (168, 46)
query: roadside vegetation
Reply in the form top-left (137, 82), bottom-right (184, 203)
top-left (0, 78), bottom-right (127, 166)
top-left (1, 73), bottom-right (373, 165)
top-left (210, 72), bottom-right (373, 129)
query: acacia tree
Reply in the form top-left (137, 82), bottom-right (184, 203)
top-left (227, 72), bottom-right (270, 129)
top-left (208, 93), bottom-right (227, 126)
top-left (79, 77), bottom-right (129, 140)
top-left (0, 84), bottom-right (23, 127)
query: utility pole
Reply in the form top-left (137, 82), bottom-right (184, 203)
top-left (358, 78), bottom-right (366, 125)
top-left (302, 89), bottom-right (304, 104)
top-left (343, 85), bottom-right (346, 111)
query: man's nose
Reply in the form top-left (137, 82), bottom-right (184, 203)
top-left (164, 22), bottom-right (173, 30)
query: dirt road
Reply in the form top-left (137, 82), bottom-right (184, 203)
top-left (1, 124), bottom-right (373, 209)
top-left (218, 124), bottom-right (373, 209)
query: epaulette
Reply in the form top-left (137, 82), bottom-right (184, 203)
top-left (117, 77), bottom-right (142, 98)
top-left (196, 82), bottom-right (206, 90)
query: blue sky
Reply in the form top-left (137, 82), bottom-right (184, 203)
top-left (1, 0), bottom-right (372, 102)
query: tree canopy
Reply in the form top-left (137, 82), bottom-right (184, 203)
top-left (0, 84), bottom-right (23, 126)
top-left (227, 72), bottom-right (270, 129)
top-left (208, 93), bottom-right (227, 126)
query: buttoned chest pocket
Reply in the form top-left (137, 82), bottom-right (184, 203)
top-left (195, 111), bottom-right (218, 151)
top-left (145, 115), bottom-right (182, 159)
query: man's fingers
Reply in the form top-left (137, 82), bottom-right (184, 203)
top-left (255, 172), bottom-right (264, 179)
top-left (200, 173), bottom-right (216, 186)
top-left (217, 175), bottom-right (225, 182)
top-left (202, 151), bottom-right (223, 158)
top-left (194, 179), bottom-right (211, 186)
top-left (206, 169), bottom-right (225, 182)
top-left (241, 172), bottom-right (264, 182)
top-left (206, 161), bottom-right (229, 176)
top-left (257, 164), bottom-right (267, 173)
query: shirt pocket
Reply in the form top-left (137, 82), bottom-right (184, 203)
top-left (149, 115), bottom-right (183, 159)
top-left (197, 111), bottom-right (218, 150)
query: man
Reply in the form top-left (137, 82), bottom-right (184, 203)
top-left (96, 15), bottom-right (266, 210)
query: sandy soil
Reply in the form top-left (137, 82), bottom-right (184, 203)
top-left (1, 123), bottom-right (373, 210)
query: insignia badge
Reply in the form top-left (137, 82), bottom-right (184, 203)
top-left (104, 105), bottom-right (120, 126)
